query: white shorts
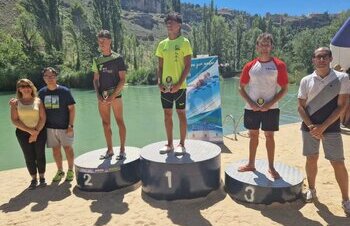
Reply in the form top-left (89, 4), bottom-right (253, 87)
top-left (47, 128), bottom-right (74, 148)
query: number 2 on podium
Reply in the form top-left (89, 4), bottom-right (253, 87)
top-left (84, 173), bottom-right (93, 186)
top-left (165, 171), bottom-right (172, 188)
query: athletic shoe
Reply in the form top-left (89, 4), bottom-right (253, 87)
top-left (28, 179), bottom-right (37, 190)
top-left (52, 170), bottom-right (65, 182)
top-left (65, 169), bottom-right (74, 182)
top-left (342, 200), bottom-right (350, 216)
top-left (174, 144), bottom-right (186, 156)
top-left (304, 188), bottom-right (317, 203)
top-left (38, 177), bottom-right (47, 187)
top-left (159, 145), bottom-right (173, 154)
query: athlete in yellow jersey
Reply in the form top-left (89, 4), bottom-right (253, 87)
top-left (156, 12), bottom-right (192, 155)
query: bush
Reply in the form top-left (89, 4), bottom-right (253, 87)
top-left (59, 66), bottom-right (94, 89)
top-left (127, 68), bottom-right (157, 85)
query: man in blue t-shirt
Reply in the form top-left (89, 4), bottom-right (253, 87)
top-left (38, 67), bottom-right (76, 182)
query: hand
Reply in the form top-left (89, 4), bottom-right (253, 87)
top-left (66, 127), bottom-right (74, 137)
top-left (28, 134), bottom-right (38, 143)
top-left (29, 128), bottom-right (39, 136)
top-left (170, 83), bottom-right (181, 93)
top-left (249, 102), bottom-right (261, 112)
top-left (98, 95), bottom-right (109, 105)
top-left (309, 124), bottom-right (325, 139)
top-left (158, 84), bottom-right (168, 93)
top-left (105, 94), bottom-right (117, 103)
top-left (9, 98), bottom-right (17, 107)
top-left (260, 102), bottom-right (272, 112)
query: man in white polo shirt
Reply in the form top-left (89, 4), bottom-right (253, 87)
top-left (297, 47), bottom-right (350, 216)
top-left (238, 33), bottom-right (289, 179)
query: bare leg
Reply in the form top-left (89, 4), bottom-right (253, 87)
top-left (98, 101), bottom-right (113, 154)
top-left (111, 98), bottom-right (126, 154)
top-left (63, 145), bottom-right (74, 170)
top-left (331, 160), bottom-right (349, 201)
top-left (176, 109), bottom-right (187, 146)
top-left (164, 109), bottom-right (173, 147)
top-left (265, 131), bottom-right (279, 178)
top-left (238, 130), bottom-right (259, 172)
top-left (306, 154), bottom-right (319, 189)
top-left (52, 146), bottom-right (63, 171)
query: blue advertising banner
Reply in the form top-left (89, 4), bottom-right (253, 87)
top-left (186, 56), bottom-right (223, 143)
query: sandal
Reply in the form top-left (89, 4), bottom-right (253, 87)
top-left (100, 151), bottom-right (114, 160)
top-left (159, 144), bottom-right (174, 154)
top-left (237, 165), bottom-right (256, 172)
top-left (116, 152), bottom-right (126, 160)
top-left (268, 169), bottom-right (281, 179)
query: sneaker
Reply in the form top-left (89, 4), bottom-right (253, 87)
top-left (304, 188), bottom-right (317, 203)
top-left (38, 177), bottom-right (47, 187)
top-left (159, 144), bottom-right (173, 154)
top-left (28, 179), bottom-right (37, 190)
top-left (52, 170), bottom-right (65, 182)
top-left (342, 200), bottom-right (350, 216)
top-left (174, 144), bottom-right (186, 156)
top-left (65, 169), bottom-right (74, 182)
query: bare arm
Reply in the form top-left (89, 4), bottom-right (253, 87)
top-left (310, 94), bottom-right (349, 137)
top-left (66, 104), bottom-right (75, 136)
top-left (35, 100), bottom-right (46, 132)
top-left (93, 72), bottom-right (101, 100)
top-left (157, 57), bottom-right (165, 92)
top-left (171, 55), bottom-right (191, 93)
top-left (238, 83), bottom-right (260, 111)
top-left (297, 98), bottom-right (314, 128)
top-left (109, 70), bottom-right (126, 99)
top-left (261, 84), bottom-right (288, 111)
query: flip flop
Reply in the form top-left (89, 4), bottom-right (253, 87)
top-left (100, 151), bottom-right (114, 160)
top-left (268, 169), bottom-right (281, 179)
top-left (237, 165), bottom-right (256, 172)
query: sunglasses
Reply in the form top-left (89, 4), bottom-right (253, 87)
top-left (18, 84), bottom-right (31, 89)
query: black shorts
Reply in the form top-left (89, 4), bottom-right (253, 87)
top-left (244, 109), bottom-right (280, 131)
top-left (161, 89), bottom-right (186, 109)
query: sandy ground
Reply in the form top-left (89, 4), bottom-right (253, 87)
top-left (1, 123), bottom-right (350, 226)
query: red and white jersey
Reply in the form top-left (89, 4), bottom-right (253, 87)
top-left (240, 57), bottom-right (288, 110)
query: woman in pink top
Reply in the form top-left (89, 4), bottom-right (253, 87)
top-left (10, 79), bottom-right (47, 190)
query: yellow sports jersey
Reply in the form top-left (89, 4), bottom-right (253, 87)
top-left (156, 36), bottom-right (192, 89)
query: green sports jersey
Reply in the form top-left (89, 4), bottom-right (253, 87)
top-left (91, 51), bottom-right (127, 94)
top-left (155, 36), bottom-right (193, 89)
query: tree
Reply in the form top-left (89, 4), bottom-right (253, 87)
top-left (93, 0), bottom-right (124, 52)
top-left (21, 0), bottom-right (63, 51)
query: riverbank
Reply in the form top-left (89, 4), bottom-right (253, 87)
top-left (1, 122), bottom-right (350, 226)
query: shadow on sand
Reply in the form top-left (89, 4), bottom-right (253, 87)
top-left (73, 182), bottom-right (140, 226)
top-left (0, 181), bottom-right (72, 212)
top-left (141, 181), bottom-right (227, 226)
top-left (229, 196), bottom-right (349, 226)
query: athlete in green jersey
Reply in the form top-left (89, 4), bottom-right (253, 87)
top-left (92, 30), bottom-right (127, 160)
top-left (156, 12), bottom-right (192, 155)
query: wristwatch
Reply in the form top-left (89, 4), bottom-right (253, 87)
top-left (68, 124), bottom-right (74, 128)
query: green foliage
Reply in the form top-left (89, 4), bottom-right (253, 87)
top-left (127, 68), bottom-right (157, 85)
top-left (21, 0), bottom-right (63, 51)
top-left (58, 66), bottom-right (94, 89)
top-left (1, 2), bottom-right (350, 91)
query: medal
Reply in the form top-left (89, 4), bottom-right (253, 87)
top-left (164, 76), bottom-right (173, 92)
top-left (257, 98), bottom-right (265, 106)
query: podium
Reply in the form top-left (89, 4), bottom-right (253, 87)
top-left (225, 159), bottom-right (303, 204)
top-left (140, 140), bottom-right (221, 200)
top-left (75, 147), bottom-right (140, 192)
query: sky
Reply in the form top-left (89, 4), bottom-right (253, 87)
top-left (181, 0), bottom-right (350, 16)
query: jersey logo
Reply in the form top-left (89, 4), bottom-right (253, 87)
top-left (44, 95), bottom-right (59, 109)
